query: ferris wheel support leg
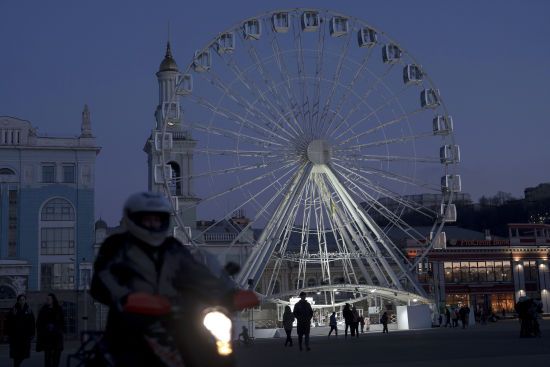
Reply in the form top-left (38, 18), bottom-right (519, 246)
top-left (323, 165), bottom-right (406, 290)
top-left (335, 204), bottom-right (389, 286)
top-left (237, 165), bottom-right (310, 289)
top-left (325, 166), bottom-right (427, 297)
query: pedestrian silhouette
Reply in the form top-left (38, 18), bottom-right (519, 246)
top-left (342, 303), bottom-right (353, 338)
top-left (282, 305), bottom-right (295, 346)
top-left (328, 311), bottom-right (338, 337)
top-left (381, 312), bottom-right (389, 333)
top-left (6, 294), bottom-right (35, 367)
top-left (293, 292), bottom-right (313, 351)
top-left (36, 293), bottom-right (65, 367)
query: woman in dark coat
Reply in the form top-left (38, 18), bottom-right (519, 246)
top-left (6, 294), bottom-right (35, 367)
top-left (36, 293), bottom-right (65, 367)
top-left (282, 305), bottom-right (295, 347)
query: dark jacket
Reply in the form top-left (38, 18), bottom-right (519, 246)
top-left (381, 314), bottom-right (388, 325)
top-left (293, 300), bottom-right (313, 326)
top-left (343, 305), bottom-right (353, 324)
top-left (36, 305), bottom-right (65, 352)
top-left (282, 310), bottom-right (295, 330)
top-left (6, 303), bottom-right (35, 359)
top-left (90, 232), bottom-right (235, 365)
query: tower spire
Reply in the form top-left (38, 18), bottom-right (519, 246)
top-left (80, 104), bottom-right (92, 137)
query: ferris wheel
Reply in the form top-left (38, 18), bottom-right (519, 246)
top-left (159, 8), bottom-right (460, 305)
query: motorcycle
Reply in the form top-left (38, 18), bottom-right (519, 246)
top-left (67, 289), bottom-right (259, 367)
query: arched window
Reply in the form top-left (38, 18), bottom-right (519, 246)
top-left (167, 161), bottom-right (182, 196)
top-left (0, 167), bottom-right (15, 175)
top-left (41, 198), bottom-right (75, 221)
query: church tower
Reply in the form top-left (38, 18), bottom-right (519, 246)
top-left (144, 42), bottom-right (198, 234)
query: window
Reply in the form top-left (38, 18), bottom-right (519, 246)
top-left (62, 301), bottom-right (77, 337)
top-left (40, 228), bottom-right (75, 255)
top-left (42, 164), bottom-right (56, 183)
top-left (307, 278), bottom-right (316, 287)
top-left (41, 198), bottom-right (75, 221)
top-left (40, 263), bottom-right (75, 290)
top-left (490, 293), bottom-right (514, 313)
top-left (443, 261), bottom-right (512, 283)
top-left (523, 260), bottom-right (538, 282)
top-left (8, 189), bottom-right (17, 257)
top-left (62, 165), bottom-right (75, 183)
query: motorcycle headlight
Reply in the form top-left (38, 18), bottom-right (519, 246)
top-left (203, 310), bottom-right (233, 356)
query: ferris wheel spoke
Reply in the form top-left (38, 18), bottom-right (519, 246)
top-left (316, 20), bottom-right (356, 133)
top-left (186, 157), bottom-right (293, 180)
top-left (337, 108), bottom-right (425, 146)
top-left (269, 39), bottom-right (308, 138)
top-left (291, 16), bottom-right (311, 130)
top-left (336, 130), bottom-right (434, 151)
top-left (243, 41), bottom-right (304, 139)
top-left (322, 46), bottom-right (376, 136)
top-left (334, 153), bottom-right (441, 164)
top-left (331, 157), bottom-right (440, 192)
top-left (191, 77), bottom-right (295, 143)
top-left (220, 52), bottom-right (303, 141)
top-left (193, 160), bottom-right (299, 207)
top-left (310, 16), bottom-right (328, 131)
top-left (328, 172), bottom-right (419, 266)
top-left (334, 171), bottom-right (428, 263)
top-left (196, 162), bottom-right (302, 244)
top-left (332, 84), bottom-right (411, 140)
top-left (193, 148), bottom-right (282, 158)
top-left (332, 162), bottom-right (438, 216)
top-left (189, 116), bottom-right (286, 148)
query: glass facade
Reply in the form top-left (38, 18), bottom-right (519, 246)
top-left (444, 261), bottom-right (512, 283)
top-left (40, 227), bottom-right (75, 255)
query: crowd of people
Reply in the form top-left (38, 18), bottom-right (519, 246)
top-left (442, 304), bottom-right (471, 328)
top-left (6, 293), bottom-right (66, 367)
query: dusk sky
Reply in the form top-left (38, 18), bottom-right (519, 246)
top-left (1, 0), bottom-right (549, 226)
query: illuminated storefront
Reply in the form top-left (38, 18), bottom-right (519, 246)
top-left (407, 224), bottom-right (550, 314)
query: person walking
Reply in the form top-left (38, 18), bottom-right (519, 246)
top-left (342, 303), bottom-right (353, 338)
top-left (351, 306), bottom-right (360, 338)
top-left (444, 307), bottom-right (451, 327)
top-left (6, 295), bottom-right (35, 367)
top-left (328, 311), bottom-right (338, 337)
top-left (452, 308), bottom-right (459, 328)
top-left (36, 293), bottom-right (65, 367)
top-left (359, 314), bottom-right (365, 334)
top-left (459, 305), bottom-right (470, 329)
top-left (282, 305), bottom-right (295, 346)
top-left (381, 312), bottom-right (389, 333)
top-left (293, 292), bottom-right (313, 351)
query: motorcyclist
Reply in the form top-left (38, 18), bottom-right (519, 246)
top-left (90, 192), bottom-right (239, 366)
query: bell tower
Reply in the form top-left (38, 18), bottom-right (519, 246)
top-left (144, 42), bottom-right (198, 234)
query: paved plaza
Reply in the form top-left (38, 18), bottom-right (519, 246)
top-left (0, 319), bottom-right (548, 366)
top-left (235, 320), bottom-right (550, 367)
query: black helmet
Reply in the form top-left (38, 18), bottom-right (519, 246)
top-left (122, 192), bottom-right (172, 246)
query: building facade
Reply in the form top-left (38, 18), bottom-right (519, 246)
top-left (0, 109), bottom-right (100, 339)
top-left (408, 223), bottom-right (550, 314)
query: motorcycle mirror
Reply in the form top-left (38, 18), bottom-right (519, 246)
top-left (224, 261), bottom-right (240, 276)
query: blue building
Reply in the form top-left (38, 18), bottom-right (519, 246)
top-left (0, 108), bottom-right (99, 337)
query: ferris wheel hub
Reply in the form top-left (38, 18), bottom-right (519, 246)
top-left (307, 139), bottom-right (332, 165)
